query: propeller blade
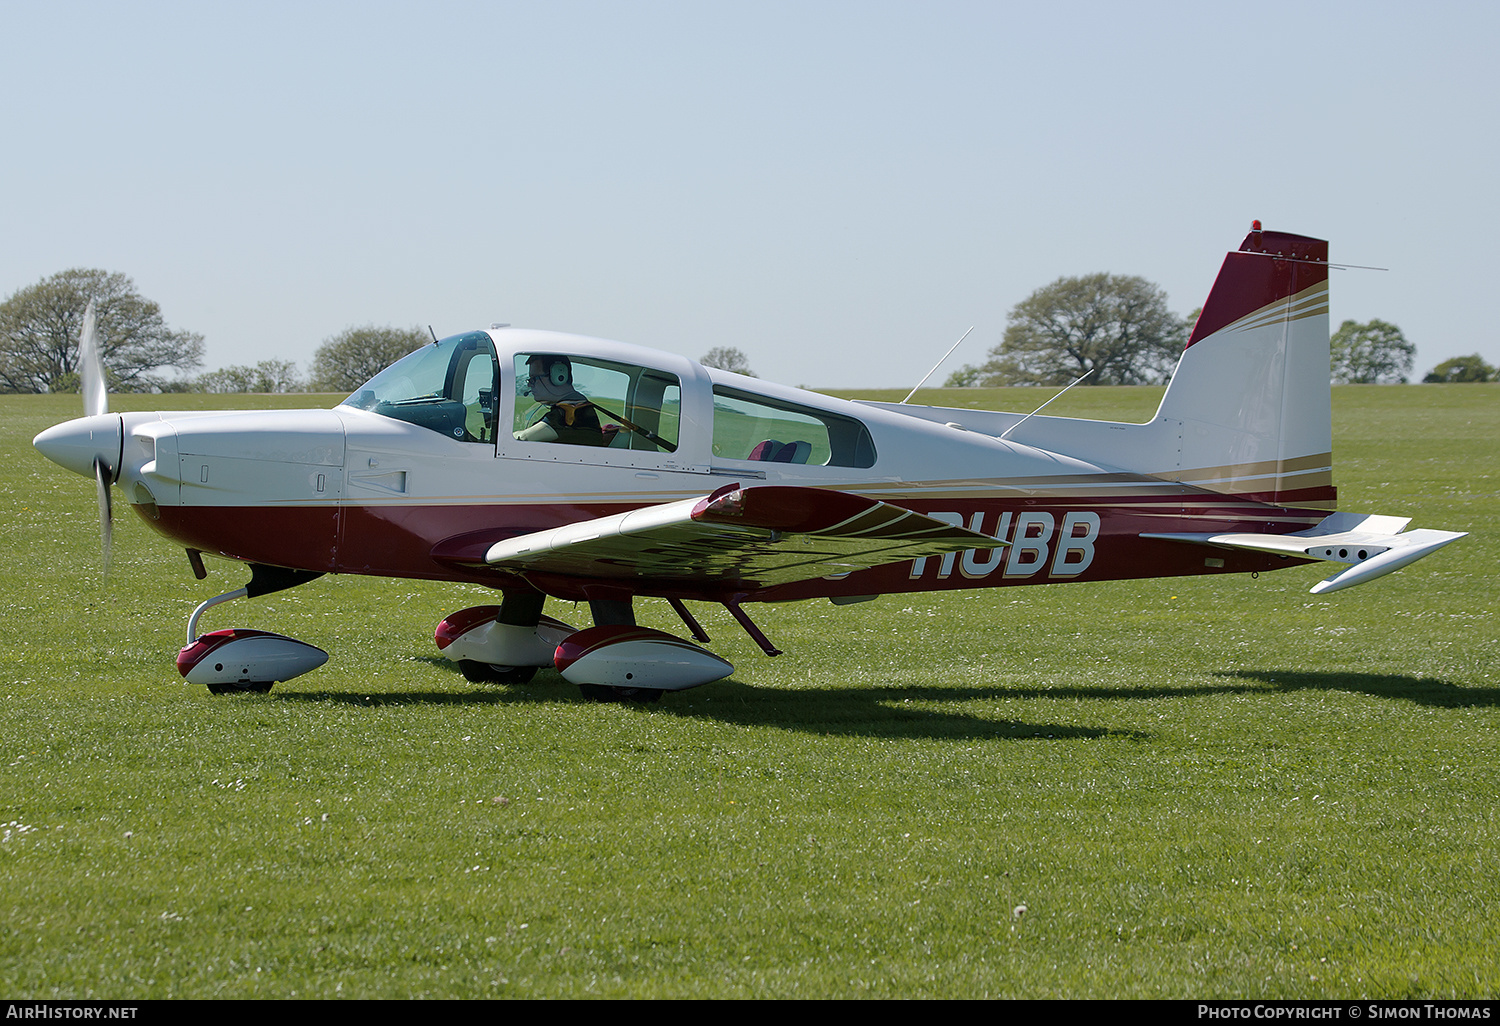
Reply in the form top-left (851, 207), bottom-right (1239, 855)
top-left (81, 301), bottom-right (113, 575)
top-left (94, 456), bottom-right (113, 577)
top-left (78, 299), bottom-right (108, 418)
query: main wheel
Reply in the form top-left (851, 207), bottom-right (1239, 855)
top-left (458, 661), bottom-right (539, 685)
top-left (206, 680), bottom-right (274, 695)
top-left (578, 683), bottom-right (663, 703)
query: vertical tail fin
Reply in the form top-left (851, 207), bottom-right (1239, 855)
top-left (1155, 224), bottom-right (1335, 508)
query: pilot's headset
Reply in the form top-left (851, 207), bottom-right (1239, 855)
top-left (522, 355), bottom-right (576, 403)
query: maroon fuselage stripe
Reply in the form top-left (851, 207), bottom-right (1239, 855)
top-left (140, 490), bottom-right (1321, 604)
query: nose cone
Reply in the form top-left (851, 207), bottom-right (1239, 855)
top-left (33, 413), bottom-right (123, 478)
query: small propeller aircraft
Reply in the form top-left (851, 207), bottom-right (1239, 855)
top-left (33, 224), bottom-right (1466, 701)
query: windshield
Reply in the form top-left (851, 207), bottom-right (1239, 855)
top-left (341, 332), bottom-right (499, 443)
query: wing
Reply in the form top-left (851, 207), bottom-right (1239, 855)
top-left (1144, 511), bottom-right (1466, 594)
top-left (479, 483), bottom-right (1006, 590)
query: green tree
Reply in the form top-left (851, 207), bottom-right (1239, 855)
top-left (0, 269), bottom-right (204, 393)
top-left (195, 359), bottom-right (304, 393)
top-left (943, 365), bottom-right (983, 387)
top-left (700, 346), bottom-right (756, 377)
top-left (307, 325), bottom-right (427, 393)
top-left (1330, 319), bottom-right (1415, 384)
top-left (1422, 354), bottom-right (1495, 383)
top-left (949, 274), bottom-right (1185, 387)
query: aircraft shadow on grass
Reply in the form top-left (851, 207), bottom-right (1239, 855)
top-left (1215, 669), bottom-right (1499, 709)
top-left (838, 669), bottom-right (1499, 710)
top-left (271, 660), bottom-right (1146, 742)
top-left (269, 661), bottom-right (1494, 742)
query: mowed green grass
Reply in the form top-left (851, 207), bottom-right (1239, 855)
top-left (1, 385), bottom-right (1495, 999)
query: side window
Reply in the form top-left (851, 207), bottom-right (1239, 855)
top-left (514, 354), bottom-right (681, 453)
top-left (711, 387), bottom-right (876, 468)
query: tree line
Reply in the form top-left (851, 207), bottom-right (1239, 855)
top-left (191, 325), bottom-right (432, 394)
top-left (0, 270), bottom-right (428, 395)
top-left (942, 277), bottom-right (1494, 387)
top-left (1, 268), bottom-right (1492, 394)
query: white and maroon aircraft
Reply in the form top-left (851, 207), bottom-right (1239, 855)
top-left (33, 224), bottom-right (1465, 701)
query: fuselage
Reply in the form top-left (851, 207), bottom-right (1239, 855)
top-left (38, 328), bottom-right (1319, 604)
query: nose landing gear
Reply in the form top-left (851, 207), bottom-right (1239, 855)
top-left (176, 586), bottom-right (328, 694)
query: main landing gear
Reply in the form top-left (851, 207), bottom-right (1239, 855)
top-left (459, 662), bottom-right (538, 686)
top-left (434, 591), bottom-right (574, 687)
top-left (434, 592), bottom-right (767, 703)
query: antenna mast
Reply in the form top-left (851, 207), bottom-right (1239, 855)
top-left (900, 326), bottom-right (974, 404)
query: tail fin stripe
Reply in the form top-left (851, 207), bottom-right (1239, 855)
top-left (1186, 230), bottom-right (1329, 347)
top-left (1225, 282), bottom-right (1329, 337)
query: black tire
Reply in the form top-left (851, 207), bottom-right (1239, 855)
top-left (458, 661), bottom-right (539, 685)
top-left (578, 683), bottom-right (663, 704)
top-left (206, 680), bottom-right (274, 695)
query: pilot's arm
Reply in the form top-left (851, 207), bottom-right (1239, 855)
top-left (516, 416), bottom-right (560, 443)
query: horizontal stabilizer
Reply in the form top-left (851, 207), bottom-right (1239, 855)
top-left (1143, 512), bottom-right (1466, 594)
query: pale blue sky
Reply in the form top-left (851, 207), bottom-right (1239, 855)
top-left (4, 0), bottom-right (1497, 387)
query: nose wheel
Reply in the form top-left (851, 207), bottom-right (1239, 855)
top-left (177, 587), bottom-right (328, 694)
top-left (207, 679), bottom-right (274, 695)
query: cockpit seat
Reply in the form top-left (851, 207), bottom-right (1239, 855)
top-left (748, 439), bottom-right (783, 461)
top-left (747, 438), bottom-right (811, 463)
top-left (773, 440), bottom-right (812, 464)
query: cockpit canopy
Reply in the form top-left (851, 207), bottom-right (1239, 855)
top-left (338, 328), bottom-right (876, 469)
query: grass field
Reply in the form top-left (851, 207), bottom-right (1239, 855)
top-left (1, 384), bottom-right (1496, 999)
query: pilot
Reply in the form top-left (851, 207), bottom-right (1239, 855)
top-left (515, 355), bottom-right (612, 446)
